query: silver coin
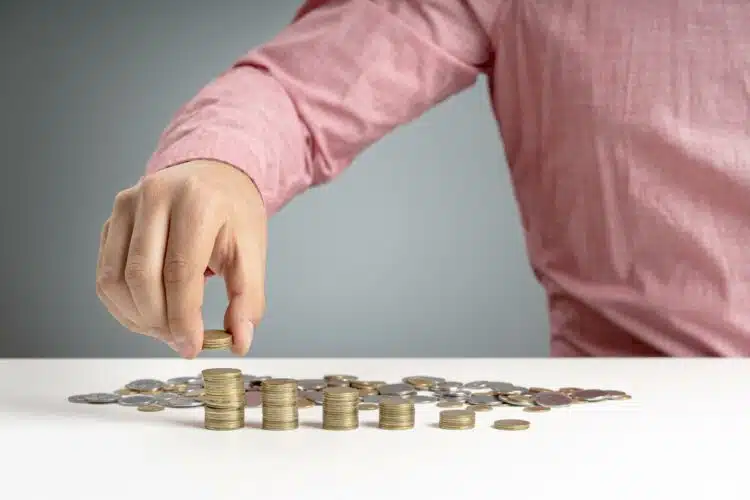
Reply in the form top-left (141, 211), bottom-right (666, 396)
top-left (467, 394), bottom-right (497, 405)
top-left (534, 391), bottom-right (573, 408)
top-left (118, 394), bottom-right (158, 407)
top-left (83, 392), bottom-right (120, 404)
top-left (301, 391), bottom-right (324, 405)
top-left (378, 383), bottom-right (416, 396)
top-left (434, 382), bottom-right (463, 393)
top-left (437, 389), bottom-right (470, 398)
top-left (245, 392), bottom-right (262, 407)
top-left (154, 392), bottom-right (181, 403)
top-left (297, 379), bottom-right (327, 391)
top-left (167, 376), bottom-right (202, 386)
top-left (409, 395), bottom-right (439, 404)
top-left (463, 381), bottom-right (490, 390)
top-left (486, 382), bottom-right (518, 394)
top-left (125, 379), bottom-right (165, 392)
top-left (67, 394), bottom-right (90, 404)
top-left (572, 389), bottom-right (609, 402)
top-left (361, 395), bottom-right (394, 404)
top-left (163, 396), bottom-right (203, 408)
top-left (183, 388), bottom-right (203, 397)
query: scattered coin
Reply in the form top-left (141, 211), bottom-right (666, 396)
top-left (297, 397), bottom-right (315, 409)
top-left (84, 393), bottom-right (119, 404)
top-left (493, 419), bottom-right (531, 431)
top-left (572, 389), bottom-right (609, 402)
top-left (436, 401), bottom-right (463, 408)
top-left (467, 394), bottom-right (497, 405)
top-left (358, 403), bottom-right (379, 411)
top-left (524, 406), bottom-right (551, 413)
top-left (245, 392), bottom-right (262, 408)
top-left (125, 379), bottom-right (165, 393)
top-left (137, 404), bottom-right (164, 412)
top-left (534, 391), bottom-right (573, 408)
top-left (118, 394), bottom-right (158, 407)
top-left (378, 383), bottom-right (417, 396)
top-left (67, 394), bottom-right (89, 404)
top-left (410, 395), bottom-right (439, 404)
top-left (467, 404), bottom-right (493, 412)
top-left (168, 377), bottom-right (202, 386)
top-left (202, 329), bottom-right (233, 350)
top-left (323, 374), bottom-right (358, 382)
top-left (298, 379), bottom-right (327, 391)
top-left (163, 397), bottom-right (204, 408)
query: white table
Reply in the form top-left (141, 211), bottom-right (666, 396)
top-left (0, 358), bottom-right (746, 499)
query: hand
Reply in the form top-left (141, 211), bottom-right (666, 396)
top-left (96, 160), bottom-right (267, 358)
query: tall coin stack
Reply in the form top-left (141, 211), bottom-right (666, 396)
top-left (438, 409), bottom-right (475, 430)
top-left (322, 387), bottom-right (360, 431)
top-left (201, 368), bottom-right (245, 431)
top-left (261, 379), bottom-right (299, 430)
top-left (378, 397), bottom-right (415, 430)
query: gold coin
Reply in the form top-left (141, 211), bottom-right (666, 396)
top-left (358, 403), bottom-right (378, 411)
top-left (493, 419), bottom-right (531, 431)
top-left (436, 401), bottom-right (463, 408)
top-left (523, 406), bottom-right (551, 413)
top-left (467, 404), bottom-right (492, 412)
top-left (137, 404), bottom-right (164, 412)
top-left (202, 329), bottom-right (233, 350)
top-left (529, 387), bottom-right (553, 394)
top-left (358, 388), bottom-right (378, 397)
top-left (115, 388), bottom-right (134, 396)
top-left (323, 374), bottom-right (358, 382)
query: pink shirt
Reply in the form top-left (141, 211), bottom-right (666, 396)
top-left (146, 0), bottom-right (750, 356)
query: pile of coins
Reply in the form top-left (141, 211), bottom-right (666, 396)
top-left (261, 379), bottom-right (299, 431)
top-left (378, 397), bottom-right (415, 430)
top-left (202, 368), bottom-right (245, 431)
top-left (322, 387), bottom-right (360, 431)
top-left (439, 409), bottom-right (476, 430)
top-left (202, 330), bottom-right (233, 350)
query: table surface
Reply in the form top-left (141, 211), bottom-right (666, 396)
top-left (0, 358), bottom-right (746, 499)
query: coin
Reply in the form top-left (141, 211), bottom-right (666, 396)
top-left (485, 382), bottom-right (518, 394)
top-left (137, 404), bottom-right (164, 412)
top-left (322, 387), bottom-right (360, 431)
top-left (436, 401), bottom-right (463, 408)
top-left (358, 403), bottom-right (378, 411)
top-left (467, 394), bottom-right (496, 405)
top-left (409, 395), bottom-right (438, 404)
top-left (301, 391), bottom-right (324, 405)
top-left (298, 379), bottom-right (327, 391)
top-left (534, 391), bottom-right (573, 408)
top-left (492, 419), bottom-right (530, 430)
top-left (168, 377), bottom-right (202, 386)
top-left (67, 394), bottom-right (89, 404)
top-left (379, 397), bottom-right (415, 430)
top-left (438, 409), bottom-right (475, 430)
top-left (463, 381), bottom-right (489, 390)
top-left (245, 392), bottom-right (262, 408)
top-left (467, 404), bottom-right (492, 412)
top-left (261, 379), bottom-right (299, 431)
top-left (528, 387), bottom-right (554, 394)
top-left (323, 374), bottom-right (358, 382)
top-left (202, 329), bottom-right (233, 350)
top-left (126, 379), bottom-right (165, 393)
top-left (84, 393), bottom-right (119, 404)
top-left (524, 406), bottom-right (551, 413)
top-left (164, 397), bottom-right (204, 408)
top-left (572, 389), bottom-right (609, 402)
top-left (118, 394), bottom-right (158, 407)
top-left (378, 383), bottom-right (416, 396)
top-left (297, 397), bottom-right (315, 409)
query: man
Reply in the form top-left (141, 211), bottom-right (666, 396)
top-left (95, 1), bottom-right (750, 358)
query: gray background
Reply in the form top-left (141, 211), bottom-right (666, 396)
top-left (0, 0), bottom-right (549, 358)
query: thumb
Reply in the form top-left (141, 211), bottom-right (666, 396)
top-left (219, 233), bottom-right (266, 356)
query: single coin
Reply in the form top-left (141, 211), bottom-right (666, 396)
top-left (493, 419), bottom-right (531, 431)
top-left (114, 388), bottom-right (135, 396)
top-left (436, 401), bottom-right (463, 408)
top-left (358, 403), bottom-right (379, 411)
top-left (434, 382), bottom-right (463, 393)
top-left (67, 394), bottom-right (89, 404)
top-left (326, 378), bottom-right (351, 387)
top-left (323, 374), bottom-right (358, 382)
top-left (572, 389), bottom-right (609, 402)
top-left (298, 379), bottom-right (327, 391)
top-left (301, 391), bottom-right (324, 405)
top-left (468, 404), bottom-right (492, 412)
top-left (137, 404), bottom-right (164, 412)
top-left (534, 391), bottom-right (573, 408)
top-left (83, 393), bottom-right (120, 404)
top-left (378, 383), bottom-right (416, 396)
top-left (485, 382), bottom-right (518, 394)
top-left (125, 379), bottom-right (165, 393)
top-left (498, 394), bottom-right (535, 407)
top-left (168, 377), bottom-right (202, 386)
top-left (118, 394), bottom-right (158, 407)
top-left (467, 394), bottom-right (497, 405)
top-left (358, 388), bottom-right (378, 396)
top-left (528, 387), bottom-right (554, 394)
top-left (524, 406), bottom-right (551, 413)
top-left (403, 376), bottom-right (445, 387)
top-left (202, 329), bottom-right (233, 350)
top-left (163, 396), bottom-right (204, 408)
top-left (463, 381), bottom-right (489, 390)
top-left (409, 395), bottom-right (439, 404)
top-left (245, 392), bottom-right (262, 407)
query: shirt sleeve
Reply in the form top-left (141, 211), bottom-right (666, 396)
top-left (145, 0), bottom-right (496, 215)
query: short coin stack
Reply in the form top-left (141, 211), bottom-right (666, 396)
top-left (322, 387), bottom-right (360, 431)
top-left (202, 330), bottom-right (233, 350)
top-left (438, 409), bottom-right (476, 430)
top-left (202, 368), bottom-right (245, 431)
top-left (261, 379), bottom-right (299, 430)
top-left (378, 397), bottom-right (415, 430)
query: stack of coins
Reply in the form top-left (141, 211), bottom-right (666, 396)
top-left (378, 397), bottom-right (415, 430)
top-left (322, 387), bottom-right (360, 431)
top-left (261, 379), bottom-right (299, 431)
top-left (202, 329), bottom-right (233, 350)
top-left (202, 368), bottom-right (245, 431)
top-left (438, 409), bottom-right (475, 430)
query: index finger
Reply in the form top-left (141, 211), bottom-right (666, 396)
top-left (163, 195), bottom-right (222, 358)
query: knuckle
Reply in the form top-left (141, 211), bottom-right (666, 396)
top-left (123, 256), bottom-right (154, 287)
top-left (96, 266), bottom-right (120, 288)
top-left (113, 189), bottom-right (134, 211)
top-left (138, 176), bottom-right (165, 202)
top-left (163, 255), bottom-right (192, 284)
